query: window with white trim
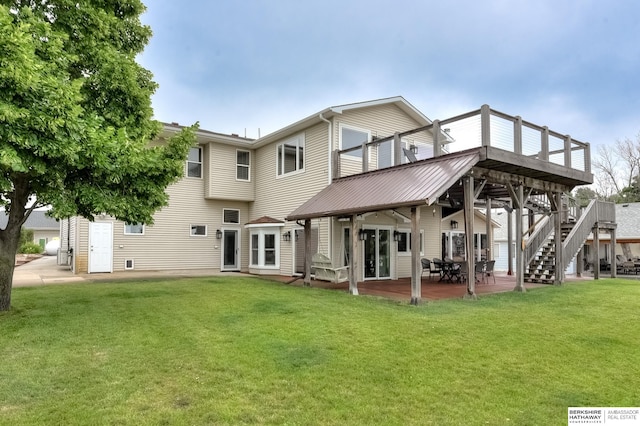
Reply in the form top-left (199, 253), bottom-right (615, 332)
top-left (250, 229), bottom-right (280, 268)
top-left (223, 209), bottom-right (240, 224)
top-left (187, 147), bottom-right (202, 178)
top-left (237, 150), bottom-right (250, 181)
top-left (397, 229), bottom-right (424, 255)
top-left (190, 224), bottom-right (207, 236)
top-left (124, 223), bottom-right (144, 235)
top-left (340, 124), bottom-right (370, 160)
top-left (277, 133), bottom-right (304, 176)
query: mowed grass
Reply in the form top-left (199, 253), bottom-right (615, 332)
top-left (1, 277), bottom-right (639, 425)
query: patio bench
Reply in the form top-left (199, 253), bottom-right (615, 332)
top-left (311, 253), bottom-right (349, 283)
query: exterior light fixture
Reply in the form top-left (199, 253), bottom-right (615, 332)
top-left (282, 231), bottom-right (291, 242)
top-left (393, 230), bottom-right (401, 241)
top-left (409, 144), bottom-right (418, 155)
top-left (450, 220), bottom-right (458, 229)
top-left (358, 229), bottom-right (367, 241)
top-left (216, 229), bottom-right (222, 239)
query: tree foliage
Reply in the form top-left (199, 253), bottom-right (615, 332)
top-left (0, 1), bottom-right (196, 310)
top-left (591, 134), bottom-right (640, 202)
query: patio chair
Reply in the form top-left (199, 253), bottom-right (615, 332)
top-left (458, 262), bottom-right (468, 284)
top-left (421, 258), bottom-right (440, 281)
top-left (432, 258), bottom-right (444, 280)
top-left (474, 261), bottom-right (486, 284)
top-left (484, 260), bottom-right (496, 284)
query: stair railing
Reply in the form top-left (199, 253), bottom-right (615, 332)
top-left (562, 200), bottom-right (615, 270)
top-left (524, 212), bottom-right (555, 265)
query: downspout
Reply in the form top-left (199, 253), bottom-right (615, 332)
top-left (319, 113), bottom-right (332, 258)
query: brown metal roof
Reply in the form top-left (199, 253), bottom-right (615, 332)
top-left (286, 149), bottom-right (482, 221)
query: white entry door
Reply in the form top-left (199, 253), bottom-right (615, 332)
top-left (89, 222), bottom-right (113, 273)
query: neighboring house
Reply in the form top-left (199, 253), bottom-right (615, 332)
top-left (586, 202), bottom-right (640, 266)
top-left (60, 96), bottom-right (605, 296)
top-left (1, 210), bottom-right (59, 248)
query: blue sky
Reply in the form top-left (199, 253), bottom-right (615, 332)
top-left (138, 0), bottom-right (639, 148)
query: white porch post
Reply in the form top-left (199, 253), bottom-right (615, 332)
top-left (410, 206), bottom-right (421, 305)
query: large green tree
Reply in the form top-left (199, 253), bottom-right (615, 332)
top-left (0, 1), bottom-right (196, 311)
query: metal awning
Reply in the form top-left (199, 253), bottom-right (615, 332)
top-left (286, 149), bottom-right (482, 221)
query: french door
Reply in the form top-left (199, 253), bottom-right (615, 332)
top-left (363, 228), bottom-right (391, 280)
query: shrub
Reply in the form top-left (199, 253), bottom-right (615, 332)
top-left (19, 242), bottom-right (43, 254)
top-left (20, 229), bottom-right (34, 247)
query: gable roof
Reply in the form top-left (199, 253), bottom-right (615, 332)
top-left (0, 210), bottom-right (59, 230)
top-left (286, 148), bottom-right (481, 221)
top-left (253, 96), bottom-right (431, 148)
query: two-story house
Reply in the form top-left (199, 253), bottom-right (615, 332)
top-left (61, 95), bottom-right (612, 301)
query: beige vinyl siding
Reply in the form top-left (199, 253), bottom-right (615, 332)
top-left (251, 122), bottom-right (330, 275)
top-left (108, 176), bottom-right (250, 272)
top-left (334, 103), bottom-right (433, 177)
top-left (205, 142), bottom-right (255, 201)
top-left (75, 217), bottom-right (90, 273)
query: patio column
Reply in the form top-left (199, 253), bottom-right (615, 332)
top-left (554, 191), bottom-right (564, 285)
top-left (463, 176), bottom-right (476, 299)
top-left (513, 185), bottom-right (526, 292)
top-left (349, 215), bottom-right (359, 295)
top-left (576, 245), bottom-right (584, 278)
top-left (410, 206), bottom-right (421, 305)
top-left (593, 224), bottom-right (600, 280)
top-left (507, 200), bottom-right (513, 275)
top-left (304, 219), bottom-right (312, 287)
top-left (485, 196), bottom-right (492, 261)
top-left (610, 228), bottom-right (617, 278)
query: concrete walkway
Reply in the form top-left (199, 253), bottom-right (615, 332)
top-left (12, 256), bottom-right (242, 287)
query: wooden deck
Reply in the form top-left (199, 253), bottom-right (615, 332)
top-left (278, 272), bottom-right (593, 302)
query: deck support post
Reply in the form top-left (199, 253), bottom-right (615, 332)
top-left (303, 219), bottom-right (312, 287)
top-left (463, 176), bottom-right (477, 299)
top-left (554, 192), bottom-right (564, 285)
top-left (485, 196), bottom-right (492, 261)
top-left (349, 215), bottom-right (359, 295)
top-left (610, 228), bottom-right (617, 279)
top-left (593, 224), bottom-right (601, 280)
top-left (410, 206), bottom-right (421, 305)
top-left (576, 245), bottom-right (584, 278)
top-left (513, 184), bottom-right (526, 292)
top-left (507, 200), bottom-right (514, 275)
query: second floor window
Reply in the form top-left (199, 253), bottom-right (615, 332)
top-left (237, 150), bottom-right (250, 181)
top-left (277, 134), bottom-right (304, 176)
top-left (187, 147), bottom-right (202, 178)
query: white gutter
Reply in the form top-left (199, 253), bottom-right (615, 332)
top-left (319, 112), bottom-right (333, 258)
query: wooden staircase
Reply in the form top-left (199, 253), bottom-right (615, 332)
top-left (524, 222), bottom-right (574, 284)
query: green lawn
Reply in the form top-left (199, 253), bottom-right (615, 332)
top-left (1, 276), bottom-right (639, 425)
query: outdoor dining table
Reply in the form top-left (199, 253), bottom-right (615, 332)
top-left (440, 261), bottom-right (462, 283)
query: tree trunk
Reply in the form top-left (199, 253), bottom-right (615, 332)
top-left (0, 229), bottom-right (20, 311)
top-left (0, 250), bottom-right (16, 311)
top-left (0, 175), bottom-right (31, 311)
